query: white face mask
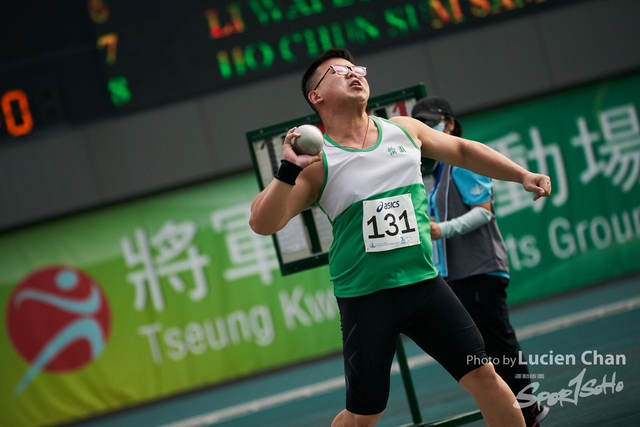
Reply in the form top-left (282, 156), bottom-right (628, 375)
top-left (431, 122), bottom-right (445, 132)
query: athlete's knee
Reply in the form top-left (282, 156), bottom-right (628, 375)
top-left (459, 363), bottom-right (502, 392)
top-left (331, 409), bottom-right (384, 427)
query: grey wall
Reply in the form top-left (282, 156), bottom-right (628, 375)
top-left (2, 0), bottom-right (639, 231)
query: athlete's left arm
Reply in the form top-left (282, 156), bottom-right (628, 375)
top-left (391, 116), bottom-right (552, 201)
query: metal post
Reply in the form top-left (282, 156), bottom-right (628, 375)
top-left (396, 337), bottom-right (422, 424)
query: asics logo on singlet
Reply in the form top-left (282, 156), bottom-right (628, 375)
top-left (376, 200), bottom-right (400, 212)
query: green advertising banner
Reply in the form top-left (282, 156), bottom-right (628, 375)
top-left (0, 174), bottom-right (341, 427)
top-left (461, 73), bottom-right (640, 304)
top-left (2, 73), bottom-right (640, 427)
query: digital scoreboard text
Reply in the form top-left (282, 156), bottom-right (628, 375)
top-left (1, 0), bottom-right (566, 141)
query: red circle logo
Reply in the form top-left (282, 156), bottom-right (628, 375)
top-left (6, 266), bottom-right (111, 395)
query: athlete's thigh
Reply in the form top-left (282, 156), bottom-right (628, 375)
top-left (402, 276), bottom-right (486, 381)
top-left (337, 290), bottom-right (404, 415)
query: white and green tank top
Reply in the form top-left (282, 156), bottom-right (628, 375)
top-left (317, 116), bottom-right (438, 298)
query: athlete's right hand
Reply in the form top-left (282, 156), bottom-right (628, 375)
top-left (282, 127), bottom-right (322, 168)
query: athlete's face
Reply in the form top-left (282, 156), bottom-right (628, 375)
top-left (311, 58), bottom-right (370, 104)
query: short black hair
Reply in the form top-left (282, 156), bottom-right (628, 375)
top-left (301, 48), bottom-right (355, 111)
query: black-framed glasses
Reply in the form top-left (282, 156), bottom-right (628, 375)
top-left (313, 64), bottom-right (367, 90)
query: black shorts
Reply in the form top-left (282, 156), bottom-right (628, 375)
top-left (336, 275), bottom-right (486, 415)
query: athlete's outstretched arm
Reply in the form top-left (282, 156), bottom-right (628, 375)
top-left (392, 116), bottom-right (552, 200)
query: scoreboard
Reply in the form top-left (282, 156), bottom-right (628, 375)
top-left (0, 0), bottom-right (569, 142)
top-left (0, 1), bottom-right (110, 141)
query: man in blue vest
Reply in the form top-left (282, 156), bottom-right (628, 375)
top-left (412, 96), bottom-right (550, 427)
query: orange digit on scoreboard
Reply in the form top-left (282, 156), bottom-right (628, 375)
top-left (1, 89), bottom-right (34, 137)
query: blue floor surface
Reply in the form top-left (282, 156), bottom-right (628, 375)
top-left (68, 275), bottom-right (640, 427)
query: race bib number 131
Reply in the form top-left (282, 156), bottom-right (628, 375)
top-left (362, 194), bottom-right (420, 252)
